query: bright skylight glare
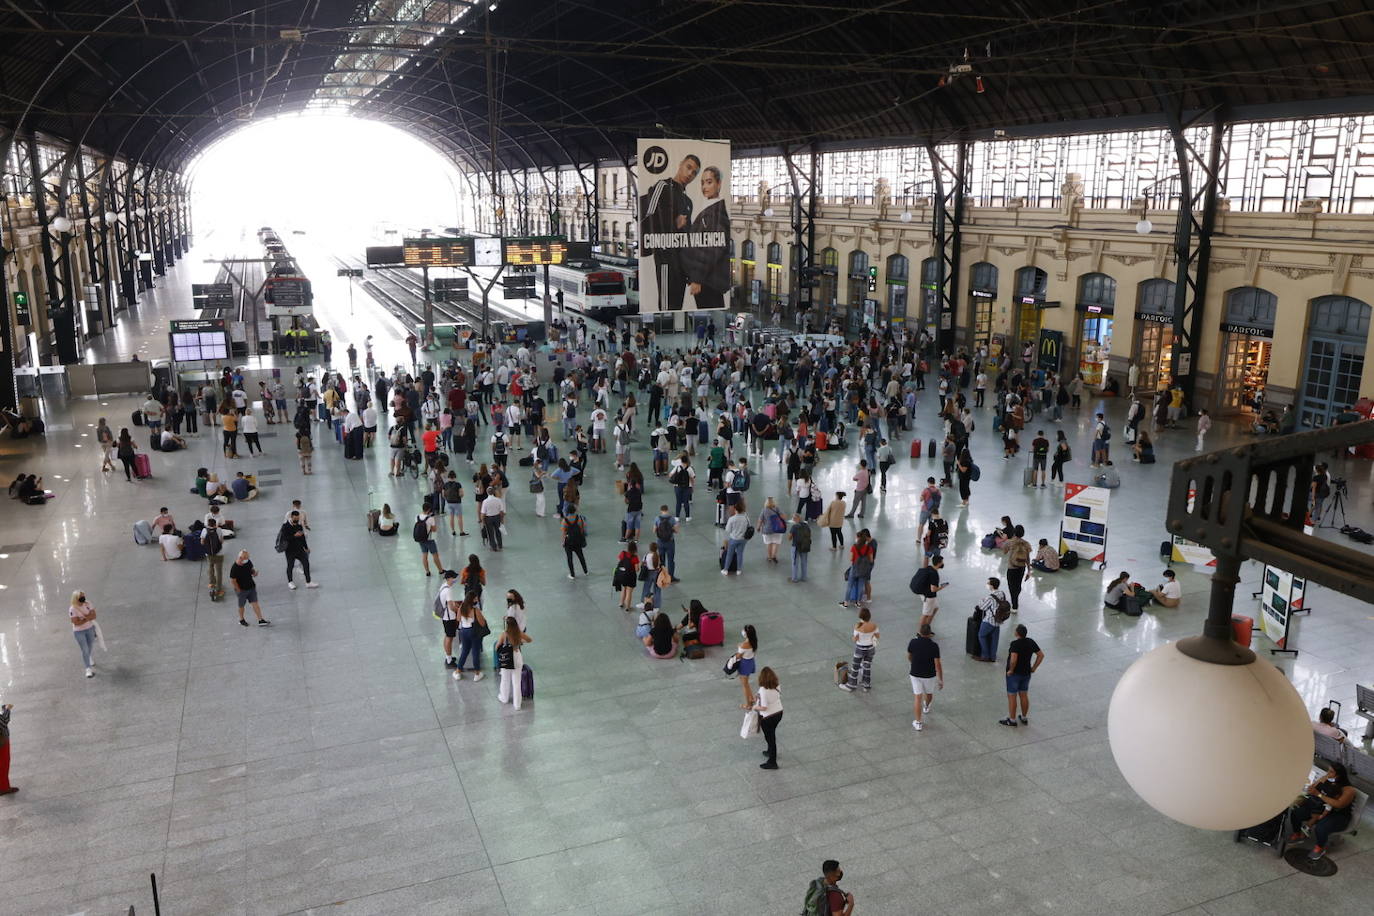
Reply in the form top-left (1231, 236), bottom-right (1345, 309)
top-left (187, 114), bottom-right (467, 249)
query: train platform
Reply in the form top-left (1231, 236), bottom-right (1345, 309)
top-left (2, 254), bottom-right (1373, 916)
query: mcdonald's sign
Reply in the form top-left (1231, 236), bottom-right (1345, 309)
top-left (1037, 329), bottom-right (1063, 372)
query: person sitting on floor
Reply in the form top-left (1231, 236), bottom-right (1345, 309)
top-left (1104, 571), bottom-right (1138, 611)
top-left (160, 428), bottom-right (187, 452)
top-left (151, 507), bottom-right (179, 536)
top-left (643, 610), bottom-right (679, 659)
top-left (195, 467), bottom-right (231, 501)
top-left (229, 472), bottom-right (258, 501)
top-left (203, 503), bottom-right (236, 537)
top-left (1148, 569), bottom-right (1182, 607)
top-left (377, 503), bottom-right (399, 536)
top-left (1029, 538), bottom-right (1060, 573)
top-left (14, 474), bottom-right (49, 504)
top-left (1132, 430), bottom-right (1156, 464)
top-left (158, 524), bottom-right (184, 560)
top-left (7, 474), bottom-right (26, 498)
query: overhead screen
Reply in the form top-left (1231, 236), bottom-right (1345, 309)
top-left (400, 237), bottom-right (569, 269)
top-left (168, 318), bottom-right (229, 362)
top-left (636, 137), bottom-right (732, 312)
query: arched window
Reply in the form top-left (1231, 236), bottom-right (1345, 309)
top-left (1300, 296), bottom-right (1371, 428)
top-left (766, 242), bottom-right (782, 265)
top-left (766, 243), bottom-right (784, 313)
top-left (886, 254), bottom-right (910, 323)
top-left (1134, 279), bottom-right (1177, 392)
top-left (887, 254), bottom-right (910, 282)
top-left (919, 258), bottom-right (940, 335)
top-left (742, 240), bottom-right (756, 262)
top-left (1135, 278), bottom-right (1175, 318)
top-left (969, 261), bottom-right (998, 292)
top-left (819, 247), bottom-right (838, 307)
top-left (1225, 287), bottom-right (1277, 330)
top-left (847, 250), bottom-right (869, 310)
top-left (1309, 295), bottom-right (1371, 338)
top-left (848, 250), bottom-right (868, 277)
top-left (1014, 266), bottom-right (1047, 299)
top-left (1079, 273), bottom-right (1117, 306)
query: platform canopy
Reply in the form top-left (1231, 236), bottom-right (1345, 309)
top-left (4, 1), bottom-right (1374, 169)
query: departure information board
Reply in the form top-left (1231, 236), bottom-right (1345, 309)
top-left (403, 237), bottom-right (473, 267)
top-left (503, 238), bottom-right (568, 266)
top-left (169, 319), bottom-right (229, 363)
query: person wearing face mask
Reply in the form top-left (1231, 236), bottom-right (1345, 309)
top-left (803, 860), bottom-right (855, 916)
top-left (69, 591), bottom-right (99, 677)
top-left (974, 577), bottom-right (1010, 663)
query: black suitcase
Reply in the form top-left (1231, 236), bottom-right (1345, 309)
top-left (927, 438), bottom-right (937, 459)
top-left (132, 410), bottom-right (145, 427)
top-left (719, 545), bottom-right (739, 573)
top-left (1121, 595), bottom-right (1144, 617)
top-left (149, 432), bottom-right (161, 451)
top-left (965, 613), bottom-right (982, 657)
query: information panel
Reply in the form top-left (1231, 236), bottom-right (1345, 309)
top-left (503, 238), bottom-right (568, 266)
top-left (403, 237), bottom-right (474, 268)
top-left (168, 318), bottom-right (229, 362)
top-left (1259, 565), bottom-right (1306, 650)
top-left (1059, 483), bottom-right (1111, 566)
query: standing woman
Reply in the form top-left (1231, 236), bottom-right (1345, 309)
top-left (450, 596), bottom-right (488, 681)
top-left (182, 389), bottom-right (199, 435)
top-left (494, 616), bottom-right (533, 709)
top-left (613, 540), bottom-right (640, 611)
top-left (1050, 430), bottom-right (1071, 486)
top-left (731, 624), bottom-right (758, 709)
top-left (505, 589), bottom-right (529, 632)
top-left (116, 428), bottom-right (138, 482)
top-left (0, 699), bottom-right (15, 795)
top-left (838, 607), bottom-right (880, 692)
top-left (459, 554), bottom-right (486, 610)
top-left (70, 590), bottom-right (98, 677)
top-left (640, 541), bottom-right (664, 609)
top-left (757, 496), bottom-right (786, 564)
top-left (530, 462), bottom-right (549, 518)
top-left (754, 667), bottom-right (783, 770)
top-left (221, 404), bottom-right (240, 458)
top-left (820, 491), bottom-right (847, 550)
top-left (841, 529), bottom-right (877, 609)
top-left (96, 418), bottom-right (115, 472)
top-left (241, 407), bottom-right (263, 455)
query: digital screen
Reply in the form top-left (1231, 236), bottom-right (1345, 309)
top-left (1265, 569), bottom-right (1280, 590)
top-left (503, 238), bottom-right (568, 266)
top-left (1270, 593), bottom-right (1288, 615)
top-left (474, 237), bottom-right (503, 267)
top-left (1065, 503), bottom-right (1092, 520)
top-left (170, 330), bottom-right (229, 362)
top-left (366, 245), bottom-right (405, 267)
top-left (1080, 521), bottom-right (1106, 537)
top-left (403, 237), bottom-right (473, 267)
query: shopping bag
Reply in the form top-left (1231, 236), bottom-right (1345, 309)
top-left (740, 710), bottom-right (759, 739)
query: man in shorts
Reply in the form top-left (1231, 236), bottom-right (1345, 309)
top-left (438, 569), bottom-right (461, 669)
top-left (916, 477), bottom-right (942, 544)
top-left (907, 624), bottom-right (943, 731)
top-left (1000, 624), bottom-right (1044, 727)
top-left (229, 549), bottom-right (269, 627)
top-left (417, 500), bottom-right (444, 576)
top-left (910, 554), bottom-right (947, 631)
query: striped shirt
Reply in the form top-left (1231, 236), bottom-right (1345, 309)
top-left (0, 706), bottom-right (10, 744)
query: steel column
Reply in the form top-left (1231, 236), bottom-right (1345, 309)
top-left (27, 136), bottom-right (80, 364)
top-left (75, 152), bottom-right (114, 330)
top-left (785, 147), bottom-right (818, 325)
top-left (928, 141), bottom-right (968, 353)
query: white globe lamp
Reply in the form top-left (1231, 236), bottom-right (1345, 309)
top-left (762, 207), bottom-right (775, 218)
top-left (50, 215), bottom-right (72, 233)
top-left (103, 210), bottom-right (117, 223)
top-left (900, 211), bottom-right (913, 222)
top-left (1109, 635), bottom-right (1312, 830)
top-left (1135, 218), bottom-right (1153, 235)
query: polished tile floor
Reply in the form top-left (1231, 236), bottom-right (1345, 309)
top-left (2, 251), bottom-right (1373, 915)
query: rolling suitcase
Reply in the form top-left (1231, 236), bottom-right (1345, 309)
top-left (1023, 465), bottom-right (1035, 487)
top-left (133, 453), bottom-right (152, 479)
top-left (133, 519), bottom-right (153, 545)
top-left (366, 509), bottom-right (381, 531)
top-left (966, 613), bottom-right (982, 658)
top-left (1231, 615), bottom-right (1254, 648)
top-left (131, 410), bottom-right (144, 427)
top-left (149, 432), bottom-right (162, 451)
top-left (698, 611), bottom-right (725, 646)
top-left (521, 664), bottom-right (535, 699)
top-left (909, 439), bottom-right (920, 459)
top-left (815, 430), bottom-right (828, 451)
top-left (927, 438), bottom-right (937, 459)
top-left (182, 530), bottom-right (205, 561)
top-left (715, 492), bottom-right (727, 527)
top-left (1121, 595), bottom-right (1144, 617)
top-left (718, 545), bottom-right (739, 573)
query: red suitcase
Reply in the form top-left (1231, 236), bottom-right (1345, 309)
top-left (909, 440), bottom-right (920, 459)
top-left (698, 611), bottom-right (725, 646)
top-left (1231, 615), bottom-right (1254, 648)
top-left (133, 453), bottom-right (152, 479)
top-left (815, 430), bottom-right (829, 451)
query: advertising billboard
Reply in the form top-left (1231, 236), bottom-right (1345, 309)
top-left (636, 138), bottom-right (732, 312)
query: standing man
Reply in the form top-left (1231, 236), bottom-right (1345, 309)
top-left (229, 549), bottom-right (269, 626)
top-left (722, 502), bottom-right (749, 575)
top-left (204, 518), bottom-right (225, 599)
top-left (916, 476), bottom-right (942, 544)
top-left (653, 505), bottom-right (680, 581)
top-left (907, 624), bottom-right (943, 732)
top-left (1030, 429), bottom-right (1050, 489)
top-left (974, 576), bottom-right (1009, 663)
top-left (845, 460), bottom-right (872, 519)
top-left (787, 512), bottom-right (811, 583)
top-left (480, 485), bottom-right (507, 551)
top-left (803, 861), bottom-right (855, 916)
top-left (639, 153), bottom-right (700, 312)
top-left (669, 453), bottom-right (695, 521)
top-left (1091, 412), bottom-right (1111, 468)
top-left (415, 499), bottom-right (444, 576)
top-left (1003, 524), bottom-right (1031, 613)
top-left (438, 569), bottom-right (461, 669)
top-left (1000, 624), bottom-right (1044, 727)
top-left (911, 554), bottom-right (947, 632)
top-left (1310, 462), bottom-right (1331, 523)
top-left (280, 511), bottom-right (317, 590)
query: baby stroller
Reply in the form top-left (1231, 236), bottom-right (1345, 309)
top-left (401, 447), bottom-right (425, 479)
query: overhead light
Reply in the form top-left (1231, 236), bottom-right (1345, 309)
top-left (50, 215), bottom-right (72, 233)
top-left (899, 211), bottom-right (913, 222)
top-left (1135, 219), bottom-right (1153, 234)
top-left (762, 207), bottom-right (774, 218)
top-left (103, 210), bottom-right (117, 222)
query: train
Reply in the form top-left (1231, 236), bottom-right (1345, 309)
top-left (258, 226), bottom-right (314, 314)
top-left (540, 258), bottom-right (639, 323)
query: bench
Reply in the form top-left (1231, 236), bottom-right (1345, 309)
top-left (1355, 684), bottom-right (1374, 741)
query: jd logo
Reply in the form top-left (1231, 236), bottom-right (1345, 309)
top-left (642, 145), bottom-right (669, 174)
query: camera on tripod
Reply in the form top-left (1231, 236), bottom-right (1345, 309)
top-left (1331, 477), bottom-right (1348, 496)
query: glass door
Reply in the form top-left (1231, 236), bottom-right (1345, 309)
top-left (1299, 338), bottom-right (1364, 427)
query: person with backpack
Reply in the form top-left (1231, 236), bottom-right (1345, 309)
top-left (204, 518), bottom-right (225, 599)
top-left (278, 511), bottom-right (316, 590)
top-left (915, 477), bottom-right (942, 544)
top-left (436, 570), bottom-right (462, 669)
top-left (802, 861), bottom-right (855, 916)
top-left (1091, 412), bottom-right (1111, 467)
top-left (442, 472), bottom-right (467, 536)
top-left (669, 453), bottom-right (695, 521)
top-left (490, 427), bottom-right (510, 470)
top-left (1003, 525), bottom-right (1032, 612)
top-left (613, 540), bottom-right (639, 611)
top-left (494, 615), bottom-right (533, 709)
top-left (922, 509), bottom-right (948, 561)
top-left (724, 458), bottom-right (750, 507)
top-left (450, 596), bottom-right (488, 682)
top-left (757, 497), bottom-right (787, 564)
top-left (414, 499), bottom-right (444, 576)
top-left (840, 529), bottom-right (877, 608)
top-left (911, 554), bottom-right (947, 632)
top-left (562, 508), bottom-right (589, 579)
top-left (622, 464), bottom-right (645, 544)
top-left (652, 506), bottom-right (680, 580)
top-left (787, 512), bottom-right (812, 583)
top-left (975, 576), bottom-right (1011, 662)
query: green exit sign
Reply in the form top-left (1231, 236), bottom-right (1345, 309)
top-left (13, 291), bottom-right (31, 326)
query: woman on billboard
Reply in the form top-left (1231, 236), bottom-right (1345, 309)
top-left (682, 166), bottom-right (731, 311)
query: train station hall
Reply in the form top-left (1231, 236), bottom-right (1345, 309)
top-left (4, 2), bottom-right (1374, 914)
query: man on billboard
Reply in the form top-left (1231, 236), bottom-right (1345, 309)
top-left (682, 165), bottom-right (731, 310)
top-left (640, 154), bottom-right (699, 311)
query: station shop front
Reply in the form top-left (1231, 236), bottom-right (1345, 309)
top-left (1073, 273), bottom-right (1117, 388)
top-left (1131, 278), bottom-right (1177, 395)
top-left (1215, 287), bottom-right (1276, 416)
top-left (1011, 266), bottom-right (1048, 363)
top-left (968, 261), bottom-right (997, 354)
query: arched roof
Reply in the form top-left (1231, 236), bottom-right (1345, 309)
top-left (4, 1), bottom-right (1374, 171)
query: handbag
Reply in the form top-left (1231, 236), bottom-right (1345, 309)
top-left (529, 478), bottom-right (544, 493)
top-left (740, 709), bottom-right (759, 739)
top-left (656, 566), bottom-right (672, 589)
top-left (722, 655), bottom-right (741, 676)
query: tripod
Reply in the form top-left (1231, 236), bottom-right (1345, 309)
top-left (1318, 486), bottom-right (1348, 529)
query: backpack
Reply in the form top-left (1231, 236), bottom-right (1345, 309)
top-left (495, 640), bottom-right (516, 670)
top-left (655, 515), bottom-right (675, 541)
top-left (432, 590), bottom-right (447, 620)
top-left (492, 434), bottom-right (507, 456)
top-left (389, 427), bottom-right (405, 447)
top-left (733, 468), bottom-right (750, 491)
top-left (203, 530), bottom-right (222, 557)
top-left (274, 525), bottom-right (288, 554)
top-left (969, 463), bottom-right (981, 482)
top-left (1100, 423), bottom-right (1112, 442)
top-left (994, 594), bottom-right (1013, 624)
top-left (767, 509), bottom-right (787, 534)
top-left (669, 466), bottom-right (688, 486)
top-left (852, 546), bottom-right (876, 579)
top-left (792, 523), bottom-right (812, 553)
top-left (564, 516), bottom-right (587, 549)
top-left (413, 516), bottom-right (430, 543)
top-left (802, 877), bottom-right (836, 916)
top-left (443, 480), bottom-right (463, 503)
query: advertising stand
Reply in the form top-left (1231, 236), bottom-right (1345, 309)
top-left (1059, 482), bottom-right (1112, 571)
top-left (1257, 565), bottom-right (1307, 656)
